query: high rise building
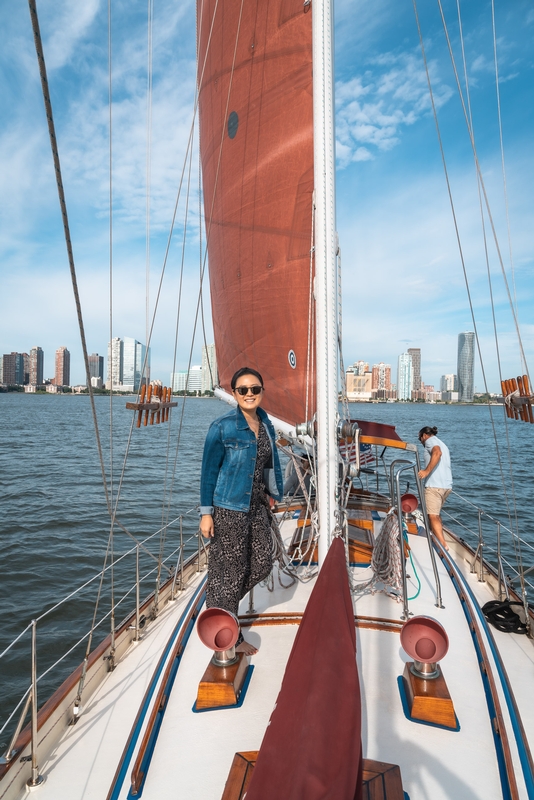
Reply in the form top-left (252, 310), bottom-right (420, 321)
top-left (88, 353), bottom-right (104, 383)
top-left (2, 353), bottom-right (24, 385)
top-left (30, 347), bottom-right (44, 385)
top-left (351, 360), bottom-right (369, 376)
top-left (457, 332), bottom-right (475, 402)
top-left (107, 337), bottom-right (123, 389)
top-left (201, 344), bottom-right (218, 393)
top-left (371, 363), bottom-right (391, 391)
top-left (407, 348), bottom-right (421, 393)
top-left (171, 371), bottom-right (188, 392)
top-left (21, 353), bottom-right (30, 384)
top-left (55, 347), bottom-right (71, 387)
top-left (440, 374), bottom-right (457, 392)
top-left (122, 338), bottom-right (150, 392)
top-left (397, 352), bottom-right (413, 401)
top-left (187, 366), bottom-right (202, 392)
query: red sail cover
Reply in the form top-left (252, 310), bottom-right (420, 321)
top-left (197, 0), bottom-right (315, 425)
top-left (245, 537), bottom-right (363, 800)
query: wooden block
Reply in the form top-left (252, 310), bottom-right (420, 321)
top-left (289, 523), bottom-right (374, 565)
top-left (362, 759), bottom-right (404, 800)
top-left (196, 652), bottom-right (249, 710)
top-left (221, 752), bottom-right (257, 800)
top-left (222, 753), bottom-right (404, 800)
top-left (402, 662), bottom-right (456, 729)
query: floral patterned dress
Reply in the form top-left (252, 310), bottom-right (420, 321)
top-left (206, 421), bottom-right (273, 632)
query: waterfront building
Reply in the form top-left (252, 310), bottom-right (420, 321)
top-left (107, 338), bottom-right (123, 389)
top-left (55, 347), bottom-right (70, 387)
top-left (171, 366), bottom-right (202, 393)
top-left (91, 376), bottom-right (103, 389)
top-left (22, 353), bottom-right (30, 385)
top-left (397, 353), bottom-right (413, 401)
top-left (187, 366), bottom-right (202, 392)
top-left (457, 331), bottom-right (475, 402)
top-left (346, 369), bottom-right (372, 401)
top-left (442, 391), bottom-right (459, 402)
top-left (371, 363), bottom-right (391, 391)
top-left (122, 338), bottom-right (149, 392)
top-left (2, 352), bottom-right (25, 385)
top-left (30, 347), bottom-right (44, 386)
top-left (201, 344), bottom-right (218, 393)
top-left (350, 360), bottom-right (369, 376)
top-left (171, 371), bottom-right (188, 392)
top-left (440, 374), bottom-right (458, 393)
top-left (407, 348), bottom-right (421, 394)
top-left (88, 353), bottom-right (104, 382)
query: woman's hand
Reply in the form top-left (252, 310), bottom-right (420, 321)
top-left (200, 514), bottom-right (214, 538)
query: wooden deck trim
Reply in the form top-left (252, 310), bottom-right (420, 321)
top-left (128, 582), bottom-right (207, 796)
top-left (440, 549), bottom-right (521, 799)
top-left (238, 611), bottom-right (403, 633)
top-left (360, 435), bottom-right (407, 450)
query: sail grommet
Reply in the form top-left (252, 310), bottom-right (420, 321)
top-left (288, 350), bottom-right (297, 369)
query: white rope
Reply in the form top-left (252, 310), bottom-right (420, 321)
top-left (357, 511), bottom-right (403, 603)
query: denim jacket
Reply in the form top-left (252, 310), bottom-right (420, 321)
top-left (199, 406), bottom-right (284, 515)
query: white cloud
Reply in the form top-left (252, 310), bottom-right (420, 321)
top-left (336, 51), bottom-right (453, 167)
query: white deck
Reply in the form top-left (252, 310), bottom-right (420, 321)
top-left (7, 528), bottom-right (534, 800)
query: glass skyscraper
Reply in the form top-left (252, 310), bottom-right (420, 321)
top-left (397, 352), bottom-right (413, 401)
top-left (106, 338), bottom-right (150, 391)
top-left (457, 331), bottom-right (475, 402)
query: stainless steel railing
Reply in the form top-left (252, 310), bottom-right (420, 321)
top-left (0, 508), bottom-right (206, 768)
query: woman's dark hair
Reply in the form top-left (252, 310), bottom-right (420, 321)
top-left (231, 367), bottom-right (264, 390)
top-left (419, 426), bottom-right (438, 438)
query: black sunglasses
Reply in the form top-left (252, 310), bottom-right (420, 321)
top-left (235, 385), bottom-right (263, 396)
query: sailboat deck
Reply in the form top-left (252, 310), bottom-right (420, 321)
top-left (14, 526), bottom-right (532, 800)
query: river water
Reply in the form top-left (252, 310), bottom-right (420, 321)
top-left (0, 393), bottom-right (532, 746)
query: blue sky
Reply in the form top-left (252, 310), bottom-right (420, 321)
top-left (0, 0), bottom-right (532, 391)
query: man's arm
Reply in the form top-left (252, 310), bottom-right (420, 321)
top-left (418, 445), bottom-right (442, 479)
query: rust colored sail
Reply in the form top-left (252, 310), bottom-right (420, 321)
top-left (197, 0), bottom-right (315, 425)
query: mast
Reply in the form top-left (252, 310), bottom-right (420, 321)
top-left (313, 0), bottom-right (339, 567)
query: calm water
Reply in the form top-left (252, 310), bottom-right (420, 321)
top-left (0, 394), bottom-right (533, 744)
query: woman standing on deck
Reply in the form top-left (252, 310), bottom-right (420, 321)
top-left (199, 367), bottom-right (284, 655)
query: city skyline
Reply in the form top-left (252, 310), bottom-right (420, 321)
top-left (0, 3), bottom-right (531, 390)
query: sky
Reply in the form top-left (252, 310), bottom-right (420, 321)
top-left (0, 0), bottom-right (532, 391)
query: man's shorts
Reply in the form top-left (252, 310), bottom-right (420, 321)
top-left (425, 487), bottom-right (452, 516)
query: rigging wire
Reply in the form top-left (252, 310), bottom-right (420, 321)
top-left (491, 0), bottom-right (519, 326)
top-left (434, 0), bottom-right (527, 603)
top-left (108, 0), bottom-right (116, 669)
top-left (146, 0), bottom-right (154, 367)
top-left (454, 0), bottom-right (525, 581)
top-left (432, 0), bottom-right (530, 389)
top-left (412, 0), bottom-right (529, 610)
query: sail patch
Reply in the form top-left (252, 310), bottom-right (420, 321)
top-left (228, 111), bottom-right (239, 139)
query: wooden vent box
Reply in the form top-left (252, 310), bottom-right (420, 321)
top-left (221, 752), bottom-right (405, 799)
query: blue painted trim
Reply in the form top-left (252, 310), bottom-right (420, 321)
top-left (192, 664), bottom-right (255, 713)
top-left (447, 552), bottom-right (534, 798)
top-left (107, 578), bottom-right (207, 800)
top-left (397, 676), bottom-right (460, 732)
top-left (440, 553), bottom-right (513, 800)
